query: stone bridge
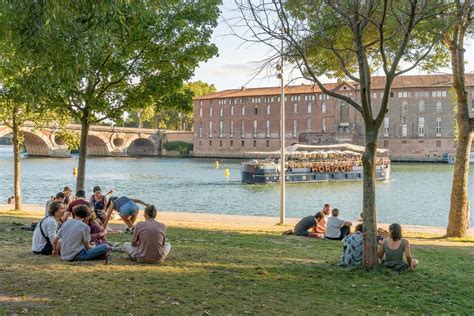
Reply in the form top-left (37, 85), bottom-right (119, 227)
top-left (0, 123), bottom-right (162, 157)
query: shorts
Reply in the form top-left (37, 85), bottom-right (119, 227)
top-left (118, 200), bottom-right (139, 216)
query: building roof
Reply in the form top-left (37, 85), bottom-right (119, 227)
top-left (195, 74), bottom-right (474, 100)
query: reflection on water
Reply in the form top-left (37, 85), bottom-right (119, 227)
top-left (0, 145), bottom-right (472, 227)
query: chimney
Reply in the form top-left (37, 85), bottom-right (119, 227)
top-left (241, 86), bottom-right (246, 91)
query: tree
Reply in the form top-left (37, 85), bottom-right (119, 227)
top-left (126, 81), bottom-right (217, 130)
top-left (5, 1), bottom-right (220, 191)
top-left (444, 0), bottom-right (473, 237)
top-left (238, 0), bottom-right (449, 268)
top-left (0, 76), bottom-right (67, 211)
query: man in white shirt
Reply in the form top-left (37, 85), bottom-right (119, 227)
top-left (325, 208), bottom-right (352, 240)
top-left (33, 201), bottom-right (65, 255)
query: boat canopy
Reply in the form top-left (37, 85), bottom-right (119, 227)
top-left (244, 143), bottom-right (390, 158)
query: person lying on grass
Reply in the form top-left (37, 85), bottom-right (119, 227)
top-left (123, 205), bottom-right (171, 263)
top-left (378, 223), bottom-right (418, 272)
top-left (53, 205), bottom-right (109, 261)
top-left (286, 212), bottom-right (325, 238)
top-left (32, 201), bottom-right (65, 255)
top-left (102, 196), bottom-right (149, 233)
top-left (325, 208), bottom-right (352, 241)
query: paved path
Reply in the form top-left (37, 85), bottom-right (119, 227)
top-left (1, 203), bottom-right (472, 237)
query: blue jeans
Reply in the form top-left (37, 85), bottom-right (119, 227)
top-left (75, 244), bottom-right (109, 261)
top-left (118, 200), bottom-right (139, 216)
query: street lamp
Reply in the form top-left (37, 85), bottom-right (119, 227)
top-left (277, 37), bottom-right (286, 225)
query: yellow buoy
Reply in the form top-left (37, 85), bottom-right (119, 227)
top-left (73, 167), bottom-right (78, 177)
top-left (214, 161), bottom-right (219, 169)
top-left (224, 168), bottom-right (230, 177)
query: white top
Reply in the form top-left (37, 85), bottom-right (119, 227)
top-left (32, 216), bottom-right (58, 252)
top-left (57, 219), bottom-right (91, 261)
top-left (325, 216), bottom-right (345, 238)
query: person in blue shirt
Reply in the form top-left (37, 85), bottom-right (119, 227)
top-left (102, 196), bottom-right (149, 233)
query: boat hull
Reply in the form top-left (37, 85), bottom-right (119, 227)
top-left (241, 164), bottom-right (390, 184)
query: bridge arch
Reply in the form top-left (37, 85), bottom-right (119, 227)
top-left (22, 130), bottom-right (52, 156)
top-left (126, 136), bottom-right (158, 157)
top-left (0, 127), bottom-right (12, 138)
top-left (87, 132), bottom-right (112, 156)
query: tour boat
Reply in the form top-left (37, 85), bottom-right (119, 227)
top-left (443, 152), bottom-right (474, 164)
top-left (241, 143), bottom-right (391, 184)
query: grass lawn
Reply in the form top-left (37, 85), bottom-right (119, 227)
top-left (1, 214), bottom-right (473, 315)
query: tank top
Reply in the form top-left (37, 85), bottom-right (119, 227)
top-left (383, 238), bottom-right (407, 270)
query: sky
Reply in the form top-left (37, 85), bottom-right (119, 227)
top-left (192, 1), bottom-right (474, 92)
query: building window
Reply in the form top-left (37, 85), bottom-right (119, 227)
top-left (442, 91), bottom-right (447, 97)
top-left (266, 120), bottom-right (270, 137)
top-left (199, 107), bottom-right (203, 117)
top-left (372, 92), bottom-right (377, 99)
top-left (419, 100), bottom-right (425, 112)
top-left (253, 120), bottom-right (257, 138)
top-left (241, 120), bottom-right (245, 138)
top-left (220, 107), bottom-right (223, 117)
top-left (436, 118), bottom-right (442, 137)
top-left (242, 106), bottom-right (246, 115)
top-left (293, 120), bottom-right (297, 137)
top-left (231, 106), bottom-right (234, 116)
top-left (241, 140), bottom-right (245, 147)
top-left (199, 122), bottom-right (203, 138)
top-left (402, 119), bottom-right (407, 138)
top-left (340, 102), bottom-right (349, 123)
top-left (418, 117), bottom-right (425, 137)
top-left (471, 99), bottom-right (474, 110)
top-left (209, 140), bottom-right (212, 146)
top-left (219, 121), bottom-right (223, 138)
top-left (266, 104), bottom-right (271, 115)
top-left (390, 92), bottom-right (394, 98)
top-left (253, 140), bottom-right (257, 147)
top-left (436, 140), bottom-right (442, 147)
top-left (266, 140), bottom-right (270, 147)
top-left (402, 101), bottom-right (408, 113)
top-left (436, 101), bottom-right (443, 111)
top-left (199, 140), bottom-right (202, 147)
top-left (209, 121), bottom-right (213, 138)
top-left (383, 117), bottom-right (389, 137)
top-left (219, 140), bottom-right (222, 147)
top-left (322, 102), bottom-right (327, 113)
top-left (307, 118), bottom-right (312, 131)
top-left (307, 103), bottom-right (312, 113)
top-left (209, 107), bottom-right (213, 117)
top-left (293, 103), bottom-right (298, 113)
top-left (322, 118), bottom-right (326, 132)
top-left (230, 140), bottom-right (234, 147)
top-left (254, 105), bottom-right (258, 115)
top-left (383, 140), bottom-right (389, 148)
top-left (230, 121), bottom-right (234, 138)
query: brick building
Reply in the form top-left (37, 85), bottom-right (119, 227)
top-left (193, 74), bottom-right (474, 161)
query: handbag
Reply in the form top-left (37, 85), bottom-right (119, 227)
top-left (38, 217), bottom-right (54, 255)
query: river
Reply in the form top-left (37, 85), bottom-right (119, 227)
top-left (0, 145), bottom-right (472, 227)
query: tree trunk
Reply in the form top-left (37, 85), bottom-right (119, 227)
top-left (362, 129), bottom-right (378, 269)
top-left (76, 114), bottom-right (90, 192)
top-left (11, 121), bottom-right (22, 211)
top-left (446, 21), bottom-right (472, 238)
top-left (153, 113), bottom-right (159, 129)
top-left (447, 124), bottom-right (472, 237)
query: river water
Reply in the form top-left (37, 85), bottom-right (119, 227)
top-left (0, 145), bottom-right (472, 227)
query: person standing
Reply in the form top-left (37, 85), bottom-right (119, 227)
top-left (53, 205), bottom-right (109, 261)
top-left (33, 201), bottom-right (65, 255)
top-left (123, 205), bottom-right (171, 263)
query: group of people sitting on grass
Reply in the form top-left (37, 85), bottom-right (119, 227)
top-left (32, 186), bottom-right (171, 263)
top-left (291, 203), bottom-right (418, 271)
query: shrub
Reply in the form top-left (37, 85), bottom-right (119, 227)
top-left (164, 141), bottom-right (193, 156)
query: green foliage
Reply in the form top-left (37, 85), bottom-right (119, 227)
top-left (54, 129), bottom-right (80, 151)
top-left (164, 141), bottom-right (193, 156)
